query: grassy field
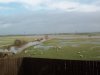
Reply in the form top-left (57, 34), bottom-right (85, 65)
top-left (0, 35), bottom-right (100, 60)
top-left (0, 36), bottom-right (35, 48)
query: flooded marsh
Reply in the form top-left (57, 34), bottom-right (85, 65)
top-left (0, 35), bottom-right (100, 60)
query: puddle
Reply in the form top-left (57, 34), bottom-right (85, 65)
top-left (71, 44), bottom-right (80, 47)
top-left (34, 45), bottom-right (54, 50)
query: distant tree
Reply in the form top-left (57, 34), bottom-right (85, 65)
top-left (14, 39), bottom-right (27, 47)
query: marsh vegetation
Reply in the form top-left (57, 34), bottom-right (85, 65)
top-left (0, 34), bottom-right (100, 60)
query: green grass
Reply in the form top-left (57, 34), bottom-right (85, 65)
top-left (16, 38), bottom-right (100, 60)
top-left (0, 35), bottom-right (100, 60)
top-left (0, 36), bottom-right (35, 48)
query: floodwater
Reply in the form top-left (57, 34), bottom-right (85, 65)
top-left (10, 41), bottom-right (41, 54)
top-left (34, 45), bottom-right (54, 50)
top-left (58, 39), bottom-right (100, 46)
top-left (0, 41), bottom-right (43, 54)
top-left (0, 38), bottom-right (47, 54)
top-left (1, 36), bottom-right (100, 54)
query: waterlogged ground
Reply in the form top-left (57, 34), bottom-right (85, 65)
top-left (17, 38), bottom-right (100, 60)
top-left (0, 35), bottom-right (100, 60)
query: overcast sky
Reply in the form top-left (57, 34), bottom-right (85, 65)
top-left (0, 0), bottom-right (100, 35)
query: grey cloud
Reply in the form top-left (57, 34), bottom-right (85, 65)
top-left (0, 12), bottom-right (100, 35)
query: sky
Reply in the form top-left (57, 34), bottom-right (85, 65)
top-left (0, 0), bottom-right (100, 35)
